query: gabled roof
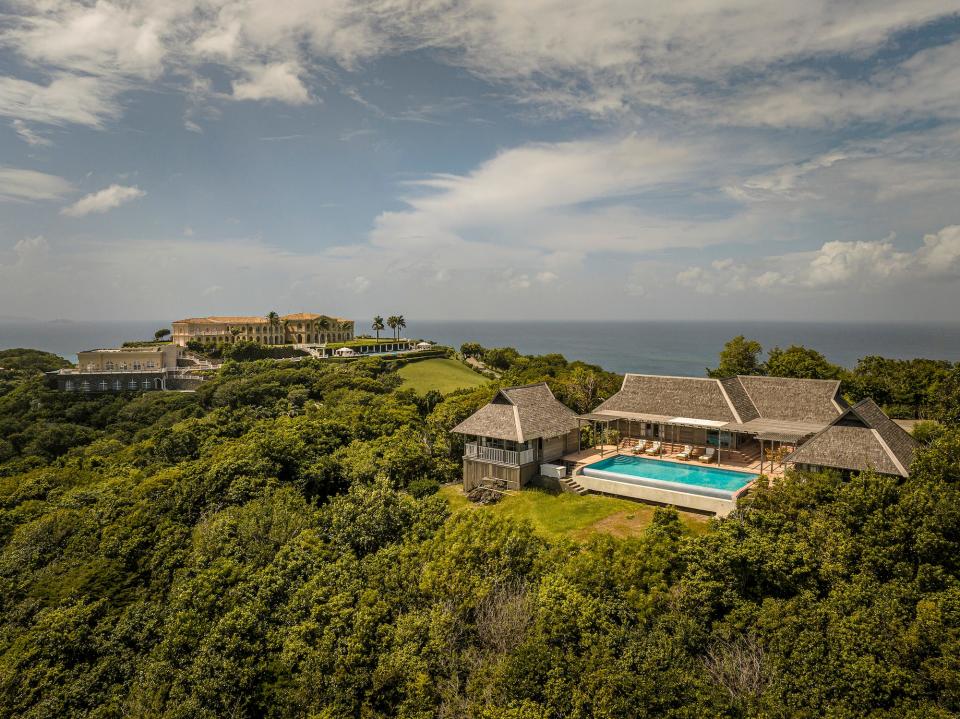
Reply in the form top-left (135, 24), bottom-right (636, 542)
top-left (451, 382), bottom-right (579, 442)
top-left (785, 398), bottom-right (918, 477)
top-left (736, 375), bottom-right (846, 424)
top-left (594, 374), bottom-right (740, 423)
top-left (592, 373), bottom-right (846, 433)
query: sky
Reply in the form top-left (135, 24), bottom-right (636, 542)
top-left (2, 1), bottom-right (960, 323)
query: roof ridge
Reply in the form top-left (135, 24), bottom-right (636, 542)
top-left (870, 427), bottom-right (909, 477)
top-left (716, 378), bottom-right (744, 424)
top-left (734, 375), bottom-right (761, 418)
top-left (623, 372), bottom-right (717, 382)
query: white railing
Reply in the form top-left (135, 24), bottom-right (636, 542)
top-left (464, 443), bottom-right (536, 466)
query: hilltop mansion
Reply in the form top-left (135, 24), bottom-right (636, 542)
top-left (172, 313), bottom-right (355, 347)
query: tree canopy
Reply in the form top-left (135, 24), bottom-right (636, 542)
top-left (1, 346), bottom-right (959, 717)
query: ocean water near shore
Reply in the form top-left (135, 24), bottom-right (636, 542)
top-left (4, 319), bottom-right (959, 375)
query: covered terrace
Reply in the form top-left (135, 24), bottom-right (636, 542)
top-left (571, 410), bottom-right (820, 475)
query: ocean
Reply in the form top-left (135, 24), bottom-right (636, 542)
top-left (2, 319), bottom-right (959, 375)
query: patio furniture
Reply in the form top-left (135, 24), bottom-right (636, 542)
top-left (644, 441), bottom-right (661, 455)
top-left (676, 444), bottom-right (694, 460)
top-left (698, 447), bottom-right (716, 463)
top-left (632, 439), bottom-right (648, 454)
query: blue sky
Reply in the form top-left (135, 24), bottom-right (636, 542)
top-left (2, 1), bottom-right (960, 323)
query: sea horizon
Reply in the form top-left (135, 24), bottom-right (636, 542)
top-left (4, 318), bottom-right (959, 376)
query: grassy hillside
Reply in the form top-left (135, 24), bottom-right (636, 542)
top-left (397, 357), bottom-right (488, 393)
top-left (440, 485), bottom-right (711, 540)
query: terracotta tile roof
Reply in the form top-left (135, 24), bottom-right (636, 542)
top-left (172, 313), bottom-right (351, 324)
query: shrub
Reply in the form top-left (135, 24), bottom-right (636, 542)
top-left (407, 478), bottom-right (440, 498)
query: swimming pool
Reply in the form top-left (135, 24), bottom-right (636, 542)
top-left (581, 454), bottom-right (756, 500)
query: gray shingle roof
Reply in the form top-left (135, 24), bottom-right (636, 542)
top-left (785, 398), bottom-right (918, 477)
top-left (736, 376), bottom-right (846, 424)
top-left (593, 373), bottom-right (847, 430)
top-left (720, 377), bottom-right (760, 422)
top-left (451, 382), bottom-right (579, 442)
top-left (594, 374), bottom-right (739, 422)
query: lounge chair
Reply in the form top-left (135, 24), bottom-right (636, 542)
top-left (676, 444), bottom-right (694, 460)
top-left (632, 439), bottom-right (648, 454)
top-left (644, 441), bottom-right (661, 455)
top-left (698, 447), bottom-right (716, 463)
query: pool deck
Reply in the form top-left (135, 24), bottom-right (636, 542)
top-left (562, 444), bottom-right (766, 517)
top-left (563, 445), bottom-right (784, 478)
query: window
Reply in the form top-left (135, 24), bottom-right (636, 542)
top-left (81, 381), bottom-right (91, 392)
top-left (86, 363), bottom-right (96, 371)
top-left (142, 379), bottom-right (150, 389)
top-left (113, 379), bottom-right (122, 390)
top-left (65, 380), bottom-right (74, 391)
top-left (128, 379), bottom-right (138, 389)
top-left (98, 380), bottom-right (109, 391)
top-left (105, 361), bottom-right (114, 370)
top-left (120, 362), bottom-right (127, 370)
top-left (147, 361), bottom-right (155, 368)
top-left (133, 362), bottom-right (142, 370)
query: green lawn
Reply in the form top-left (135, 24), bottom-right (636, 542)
top-left (439, 485), bottom-right (712, 541)
top-left (397, 358), bottom-right (489, 394)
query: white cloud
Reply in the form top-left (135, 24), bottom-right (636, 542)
top-left (0, 74), bottom-right (123, 127)
top-left (0, 166), bottom-right (73, 202)
top-left (676, 225), bottom-right (960, 295)
top-left (11, 120), bottom-right (51, 147)
top-left (60, 184), bottom-right (146, 217)
top-left (231, 62), bottom-right (311, 104)
top-left (1, 0), bottom-right (958, 128)
top-left (349, 275), bottom-right (371, 293)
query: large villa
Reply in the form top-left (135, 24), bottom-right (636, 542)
top-left (172, 313), bottom-right (355, 347)
top-left (453, 374), bottom-right (919, 516)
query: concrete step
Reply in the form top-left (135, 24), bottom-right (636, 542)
top-left (559, 476), bottom-right (589, 495)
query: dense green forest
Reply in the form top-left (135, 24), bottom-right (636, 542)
top-left (2, 345), bottom-right (960, 717)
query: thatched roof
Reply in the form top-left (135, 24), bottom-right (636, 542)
top-left (592, 373), bottom-right (846, 432)
top-left (451, 382), bottom-right (579, 442)
top-left (785, 398), bottom-right (918, 477)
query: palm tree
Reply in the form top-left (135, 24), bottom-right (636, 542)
top-left (395, 315), bottom-right (406, 339)
top-left (372, 316), bottom-right (385, 340)
top-left (387, 315), bottom-right (399, 340)
top-left (266, 311), bottom-right (280, 345)
top-left (317, 316), bottom-right (330, 343)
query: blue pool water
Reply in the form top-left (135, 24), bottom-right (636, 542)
top-left (582, 455), bottom-right (756, 499)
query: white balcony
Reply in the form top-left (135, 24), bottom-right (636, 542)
top-left (464, 442), bottom-right (536, 466)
